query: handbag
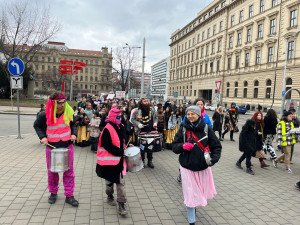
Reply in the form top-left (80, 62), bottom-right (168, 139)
top-left (186, 127), bottom-right (212, 166)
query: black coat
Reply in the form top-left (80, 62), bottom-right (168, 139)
top-left (239, 120), bottom-right (256, 157)
top-left (212, 111), bottom-right (223, 132)
top-left (96, 122), bottom-right (125, 184)
top-left (33, 111), bottom-right (77, 148)
top-left (254, 121), bottom-right (263, 151)
top-left (172, 118), bottom-right (222, 171)
top-left (263, 116), bottom-right (278, 135)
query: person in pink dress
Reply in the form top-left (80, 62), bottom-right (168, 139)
top-left (173, 106), bottom-right (222, 225)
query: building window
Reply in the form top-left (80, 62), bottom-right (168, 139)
top-left (85, 84), bottom-right (88, 89)
top-left (48, 65), bottom-right (50, 71)
top-left (249, 5), bottom-right (253, 18)
top-left (201, 47), bottom-right (204, 58)
top-left (211, 42), bottom-right (215, 54)
top-left (236, 55), bottom-right (240, 69)
top-left (85, 76), bottom-right (88, 81)
top-left (220, 21), bottom-right (223, 32)
top-left (247, 28), bottom-right (252, 42)
top-left (205, 63), bottom-right (208, 74)
top-left (209, 10), bottom-right (213, 16)
top-left (237, 32), bottom-right (242, 46)
top-left (258, 24), bottom-right (263, 39)
top-left (229, 36), bottom-right (233, 48)
top-left (85, 68), bottom-right (88, 73)
top-left (272, 0), bottom-right (277, 7)
top-left (243, 88), bottom-right (248, 98)
top-left (239, 10), bottom-right (244, 23)
top-left (291, 10), bottom-right (297, 27)
top-left (202, 31), bottom-right (205, 41)
top-left (206, 44), bottom-right (209, 56)
top-left (228, 57), bottom-right (231, 70)
top-left (231, 15), bottom-right (235, 27)
top-left (256, 50), bottom-right (261, 65)
top-left (286, 78), bottom-right (293, 99)
top-left (210, 62), bottom-right (214, 73)
top-left (213, 25), bottom-right (216, 35)
top-left (90, 68), bottom-right (93, 73)
top-left (260, 0), bottom-right (264, 13)
top-left (215, 5), bottom-right (219, 12)
top-left (80, 76), bottom-right (83, 81)
top-left (270, 19), bottom-right (276, 34)
top-left (254, 88), bottom-right (258, 98)
top-left (48, 57), bottom-right (51, 62)
top-left (265, 87), bottom-right (271, 99)
top-left (266, 79), bottom-right (272, 86)
top-left (200, 65), bottom-right (203, 74)
top-left (288, 41), bottom-right (295, 59)
top-left (218, 39), bottom-right (222, 52)
top-left (245, 53), bottom-right (250, 67)
top-left (207, 28), bottom-right (210, 39)
top-left (217, 60), bottom-right (220, 72)
top-left (268, 47), bottom-right (274, 63)
top-left (226, 89), bottom-right (230, 97)
top-left (234, 88), bottom-right (238, 97)
top-left (221, 1), bottom-right (226, 8)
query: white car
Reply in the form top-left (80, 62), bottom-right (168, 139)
top-left (209, 104), bottom-right (218, 111)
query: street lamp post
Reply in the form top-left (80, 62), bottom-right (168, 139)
top-left (271, 31), bottom-right (300, 118)
top-left (123, 43), bottom-right (141, 98)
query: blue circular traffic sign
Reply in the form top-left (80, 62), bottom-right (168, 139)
top-left (8, 58), bottom-right (25, 76)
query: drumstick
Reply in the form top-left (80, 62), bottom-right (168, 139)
top-left (47, 143), bottom-right (56, 149)
top-left (125, 136), bottom-right (132, 149)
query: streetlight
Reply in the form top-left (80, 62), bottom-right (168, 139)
top-left (123, 43), bottom-right (141, 98)
top-left (270, 30), bottom-right (300, 118)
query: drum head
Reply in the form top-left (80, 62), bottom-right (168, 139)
top-left (51, 148), bottom-right (69, 153)
top-left (125, 146), bottom-right (140, 157)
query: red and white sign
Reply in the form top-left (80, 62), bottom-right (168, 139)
top-left (215, 81), bottom-right (222, 93)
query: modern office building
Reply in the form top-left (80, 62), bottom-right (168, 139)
top-left (151, 57), bottom-right (170, 102)
top-left (169, 0), bottom-right (299, 110)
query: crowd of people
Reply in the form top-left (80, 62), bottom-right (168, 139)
top-left (34, 92), bottom-right (300, 225)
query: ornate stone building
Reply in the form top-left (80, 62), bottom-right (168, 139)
top-left (30, 41), bottom-right (112, 97)
top-left (169, 0), bottom-right (299, 111)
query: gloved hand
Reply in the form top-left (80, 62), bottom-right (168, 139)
top-left (153, 123), bottom-right (157, 129)
top-left (183, 143), bottom-right (194, 151)
top-left (138, 124), bottom-right (144, 129)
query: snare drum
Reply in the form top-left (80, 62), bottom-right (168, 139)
top-left (125, 146), bottom-right (143, 173)
top-left (138, 132), bottom-right (163, 152)
top-left (50, 148), bottom-right (70, 173)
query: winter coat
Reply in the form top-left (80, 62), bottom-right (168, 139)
top-left (96, 122), bottom-right (125, 184)
top-left (239, 120), bottom-right (256, 157)
top-left (130, 107), bottom-right (158, 135)
top-left (263, 116), bottom-right (278, 135)
top-left (75, 112), bottom-right (89, 126)
top-left (212, 111), bottom-right (224, 132)
top-left (89, 117), bottom-right (101, 138)
top-left (254, 121), bottom-right (264, 151)
top-left (33, 111), bottom-right (77, 148)
top-left (172, 118), bottom-right (222, 171)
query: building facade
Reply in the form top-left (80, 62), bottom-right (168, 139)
top-left (169, 0), bottom-right (299, 111)
top-left (151, 57), bottom-right (170, 102)
top-left (129, 70), bottom-right (152, 98)
top-left (29, 41), bottom-right (112, 97)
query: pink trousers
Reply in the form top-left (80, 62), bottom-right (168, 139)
top-left (46, 144), bottom-right (75, 197)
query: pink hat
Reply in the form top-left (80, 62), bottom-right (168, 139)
top-left (107, 107), bottom-right (122, 124)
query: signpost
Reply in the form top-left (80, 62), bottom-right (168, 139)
top-left (8, 58), bottom-right (25, 139)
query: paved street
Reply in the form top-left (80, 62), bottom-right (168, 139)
top-left (1, 126), bottom-right (300, 224)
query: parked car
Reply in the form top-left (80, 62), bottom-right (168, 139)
top-left (209, 104), bottom-right (218, 111)
top-left (236, 105), bottom-right (247, 114)
top-left (204, 103), bottom-right (211, 110)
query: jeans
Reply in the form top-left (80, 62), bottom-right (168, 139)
top-left (222, 129), bottom-right (233, 140)
top-left (186, 206), bottom-right (195, 223)
top-left (238, 153), bottom-right (252, 168)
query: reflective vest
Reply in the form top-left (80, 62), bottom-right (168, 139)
top-left (97, 123), bottom-right (121, 166)
top-left (46, 114), bottom-right (71, 142)
top-left (277, 121), bottom-right (296, 146)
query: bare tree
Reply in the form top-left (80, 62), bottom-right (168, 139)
top-left (0, 0), bottom-right (61, 77)
top-left (112, 47), bottom-right (141, 94)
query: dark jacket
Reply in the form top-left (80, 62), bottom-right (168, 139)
top-left (33, 111), bottom-right (77, 148)
top-left (239, 120), bottom-right (256, 157)
top-left (172, 118), bottom-right (222, 171)
top-left (212, 111), bottom-right (223, 132)
top-left (254, 121), bottom-right (263, 151)
top-left (263, 116), bottom-right (278, 135)
top-left (96, 122), bottom-right (125, 184)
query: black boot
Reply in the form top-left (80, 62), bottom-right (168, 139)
top-left (107, 195), bottom-right (116, 206)
top-left (219, 137), bottom-right (223, 141)
top-left (230, 138), bottom-right (235, 142)
top-left (236, 161), bottom-right (243, 169)
top-left (118, 202), bottom-right (128, 215)
top-left (48, 193), bottom-right (57, 204)
top-left (148, 160), bottom-right (154, 168)
top-left (246, 168), bottom-right (255, 175)
top-left (65, 196), bottom-right (79, 207)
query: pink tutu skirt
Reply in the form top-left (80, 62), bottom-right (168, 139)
top-left (180, 166), bottom-right (217, 207)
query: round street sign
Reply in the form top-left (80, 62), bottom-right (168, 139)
top-left (8, 58), bottom-right (25, 76)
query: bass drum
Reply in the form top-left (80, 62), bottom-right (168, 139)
top-left (50, 148), bottom-right (70, 173)
top-left (125, 146), bottom-right (143, 173)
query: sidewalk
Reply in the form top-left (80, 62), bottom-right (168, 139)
top-left (0, 134), bottom-right (300, 224)
top-left (0, 106), bottom-right (39, 116)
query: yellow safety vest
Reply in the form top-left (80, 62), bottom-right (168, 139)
top-left (277, 121), bottom-right (296, 146)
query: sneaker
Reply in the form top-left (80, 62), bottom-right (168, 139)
top-left (272, 159), bottom-right (278, 168)
top-left (65, 196), bottom-right (79, 207)
top-left (118, 202), bottom-right (128, 216)
top-left (246, 168), bottom-right (255, 175)
top-left (107, 195), bottom-right (116, 206)
top-left (235, 161), bottom-right (243, 169)
top-left (48, 193), bottom-right (57, 204)
top-left (294, 183), bottom-right (300, 190)
top-left (287, 168), bottom-right (293, 174)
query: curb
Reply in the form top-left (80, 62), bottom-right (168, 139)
top-left (0, 112), bottom-right (36, 116)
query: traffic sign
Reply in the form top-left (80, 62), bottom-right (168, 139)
top-left (215, 81), bottom-right (222, 93)
top-left (173, 91), bottom-right (178, 98)
top-left (282, 91), bottom-right (285, 97)
top-left (8, 58), bottom-right (25, 76)
top-left (214, 93), bottom-right (220, 102)
top-left (11, 76), bottom-right (23, 89)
